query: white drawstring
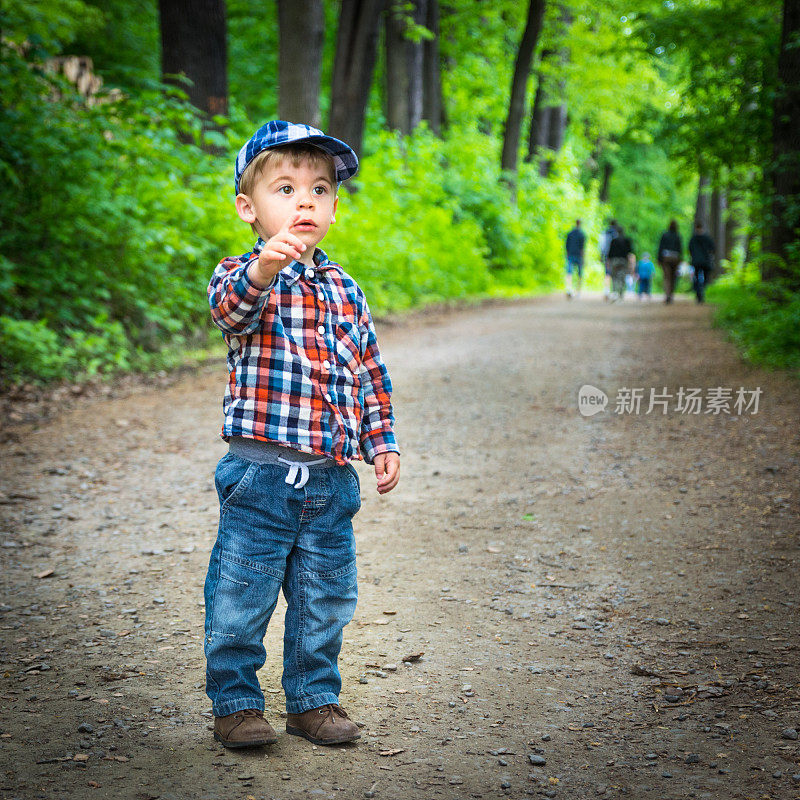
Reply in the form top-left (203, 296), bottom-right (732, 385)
top-left (277, 456), bottom-right (330, 489)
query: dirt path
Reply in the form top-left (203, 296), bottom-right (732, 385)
top-left (1, 293), bottom-right (799, 800)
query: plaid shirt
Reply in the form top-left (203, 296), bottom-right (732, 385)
top-left (208, 239), bottom-right (398, 465)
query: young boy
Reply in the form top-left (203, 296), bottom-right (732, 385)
top-left (204, 120), bottom-right (400, 749)
top-left (636, 252), bottom-right (655, 302)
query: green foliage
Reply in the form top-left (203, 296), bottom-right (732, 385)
top-left (604, 139), bottom-right (695, 257)
top-left (2, 0), bottom-right (793, 386)
top-left (708, 269), bottom-right (800, 376)
top-left (636, 0), bottom-right (782, 175)
top-left (327, 124), bottom-right (599, 314)
top-left (0, 37), bottom-right (247, 385)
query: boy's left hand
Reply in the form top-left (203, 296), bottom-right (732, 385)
top-left (374, 452), bottom-right (400, 495)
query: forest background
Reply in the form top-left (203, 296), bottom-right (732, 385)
top-left (1, 0), bottom-right (798, 386)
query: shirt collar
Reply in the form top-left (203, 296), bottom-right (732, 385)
top-left (252, 239), bottom-right (338, 285)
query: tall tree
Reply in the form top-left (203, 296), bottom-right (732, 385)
top-left (385, 0), bottom-right (428, 134)
top-left (525, 48), bottom-right (553, 163)
top-left (328, 0), bottom-right (385, 159)
top-left (766, 0), bottom-right (800, 283)
top-left (158, 0), bottom-right (228, 118)
top-left (500, 0), bottom-right (546, 175)
top-left (277, 0), bottom-right (324, 127)
top-left (422, 0), bottom-right (443, 134)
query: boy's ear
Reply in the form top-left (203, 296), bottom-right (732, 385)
top-left (331, 195), bottom-right (338, 224)
top-left (235, 193), bottom-right (256, 224)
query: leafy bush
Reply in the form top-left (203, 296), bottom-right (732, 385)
top-left (708, 267), bottom-right (800, 377)
top-left (0, 35), bottom-right (601, 386)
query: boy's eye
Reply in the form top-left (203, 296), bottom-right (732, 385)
top-left (279, 185), bottom-right (293, 195)
top-left (313, 186), bottom-right (327, 195)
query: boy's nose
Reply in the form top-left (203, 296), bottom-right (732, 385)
top-left (297, 192), bottom-right (315, 209)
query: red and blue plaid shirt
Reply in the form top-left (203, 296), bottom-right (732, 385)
top-left (208, 239), bottom-right (398, 465)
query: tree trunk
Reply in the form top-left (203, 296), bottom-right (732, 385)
top-left (599, 161), bottom-right (613, 203)
top-left (765, 0), bottom-right (800, 284)
top-left (277, 0), bottom-right (324, 128)
top-left (724, 197), bottom-right (737, 262)
top-left (694, 174), bottom-right (711, 228)
top-left (711, 187), bottom-right (727, 267)
top-left (158, 0), bottom-right (228, 118)
top-left (408, 0), bottom-right (426, 131)
top-left (384, 5), bottom-right (410, 133)
top-left (525, 63), bottom-right (551, 163)
top-left (329, 0), bottom-right (385, 159)
top-left (422, 0), bottom-right (443, 134)
top-left (385, 0), bottom-right (427, 134)
top-left (500, 0), bottom-right (547, 175)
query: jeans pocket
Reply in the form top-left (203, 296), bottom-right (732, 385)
top-left (216, 454), bottom-right (260, 516)
top-left (344, 463), bottom-right (360, 492)
top-left (343, 464), bottom-right (361, 514)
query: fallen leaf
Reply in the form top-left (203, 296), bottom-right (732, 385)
top-left (402, 651), bottom-right (425, 662)
top-left (379, 748), bottom-right (405, 757)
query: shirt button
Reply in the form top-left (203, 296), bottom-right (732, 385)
top-left (323, 360), bottom-right (331, 369)
top-left (317, 325), bottom-right (325, 335)
top-left (325, 393), bottom-right (332, 402)
top-left (305, 268), bottom-right (315, 279)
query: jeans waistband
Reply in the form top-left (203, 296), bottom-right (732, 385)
top-left (228, 437), bottom-right (336, 468)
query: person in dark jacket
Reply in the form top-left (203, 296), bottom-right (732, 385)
top-left (657, 220), bottom-right (683, 304)
top-left (606, 225), bottom-right (634, 301)
top-left (688, 221), bottom-right (716, 303)
top-left (565, 219), bottom-right (586, 298)
top-left (599, 219), bottom-right (618, 301)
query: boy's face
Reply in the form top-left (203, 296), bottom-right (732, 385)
top-left (236, 155), bottom-right (338, 258)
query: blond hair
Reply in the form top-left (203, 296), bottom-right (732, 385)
top-left (238, 144), bottom-right (337, 197)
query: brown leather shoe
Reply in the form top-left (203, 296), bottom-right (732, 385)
top-left (286, 704), bottom-right (361, 745)
top-left (213, 709), bottom-right (278, 748)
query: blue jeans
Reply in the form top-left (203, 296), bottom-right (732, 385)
top-left (203, 452), bottom-right (361, 717)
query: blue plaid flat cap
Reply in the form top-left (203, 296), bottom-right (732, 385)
top-left (234, 120), bottom-right (359, 193)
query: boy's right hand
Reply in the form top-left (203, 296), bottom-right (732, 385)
top-left (248, 213), bottom-right (307, 288)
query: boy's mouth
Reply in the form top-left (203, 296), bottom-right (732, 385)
top-left (293, 219), bottom-right (316, 230)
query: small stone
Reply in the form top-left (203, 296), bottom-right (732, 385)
top-left (645, 753), bottom-right (657, 760)
top-left (500, 779), bottom-right (511, 789)
top-left (448, 776), bottom-right (463, 785)
top-left (383, 664), bottom-right (398, 672)
top-left (791, 773), bottom-right (800, 783)
top-left (458, 545), bottom-right (468, 553)
top-left (359, 676), bottom-right (369, 684)
top-left (541, 734), bottom-right (551, 742)
top-left (152, 597), bottom-right (165, 605)
top-left (781, 728), bottom-right (798, 740)
top-left (498, 758), bottom-right (508, 766)
top-left (529, 754), bottom-right (546, 766)
top-left (77, 723), bottom-right (94, 734)
top-left (772, 771), bottom-right (782, 779)
top-left (661, 772), bottom-right (672, 778)
top-left (685, 754), bottom-right (700, 764)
